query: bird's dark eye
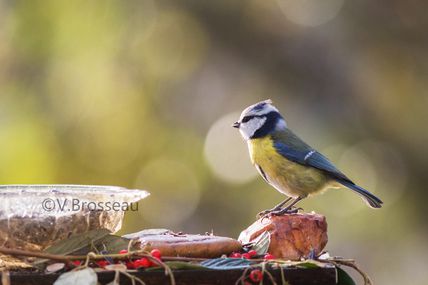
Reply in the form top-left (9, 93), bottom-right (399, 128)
top-left (241, 115), bottom-right (255, 123)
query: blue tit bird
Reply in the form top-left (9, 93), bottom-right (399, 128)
top-left (232, 99), bottom-right (383, 216)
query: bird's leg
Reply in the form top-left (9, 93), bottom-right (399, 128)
top-left (270, 197), bottom-right (304, 216)
top-left (257, 197), bottom-right (293, 218)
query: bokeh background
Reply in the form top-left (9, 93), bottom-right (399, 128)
top-left (1, 0), bottom-right (427, 284)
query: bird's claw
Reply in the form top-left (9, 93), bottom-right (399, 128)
top-left (256, 210), bottom-right (273, 219)
top-left (270, 207), bottom-right (300, 216)
top-left (257, 207), bottom-right (303, 220)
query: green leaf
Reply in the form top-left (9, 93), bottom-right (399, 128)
top-left (97, 235), bottom-right (136, 254)
top-left (145, 261), bottom-right (205, 271)
top-left (43, 229), bottom-right (136, 256)
top-left (296, 261), bottom-right (320, 269)
top-left (34, 229), bottom-right (113, 266)
top-left (250, 231), bottom-right (271, 256)
top-left (200, 258), bottom-right (254, 270)
top-left (122, 229), bottom-right (170, 239)
top-left (337, 267), bottom-right (356, 285)
top-left (45, 229), bottom-right (112, 256)
top-left (164, 261), bottom-right (206, 270)
top-left (34, 229), bottom-right (136, 267)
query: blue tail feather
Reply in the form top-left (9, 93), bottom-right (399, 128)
top-left (338, 180), bottom-right (383, 208)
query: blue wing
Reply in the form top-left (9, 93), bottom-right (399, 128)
top-left (271, 130), bottom-right (383, 208)
top-left (273, 141), bottom-right (352, 183)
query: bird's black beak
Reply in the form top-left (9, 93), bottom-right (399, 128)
top-left (232, 121), bottom-right (240, 128)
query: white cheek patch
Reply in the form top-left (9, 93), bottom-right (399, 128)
top-left (239, 117), bottom-right (267, 140)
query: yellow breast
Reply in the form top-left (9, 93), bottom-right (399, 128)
top-left (247, 136), bottom-right (329, 197)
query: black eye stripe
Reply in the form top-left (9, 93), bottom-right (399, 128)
top-left (241, 116), bottom-right (254, 123)
top-left (242, 115), bottom-right (266, 123)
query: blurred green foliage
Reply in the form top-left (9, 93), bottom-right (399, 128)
top-left (0, 1), bottom-right (427, 284)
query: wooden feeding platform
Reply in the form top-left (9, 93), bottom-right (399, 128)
top-left (10, 266), bottom-right (338, 285)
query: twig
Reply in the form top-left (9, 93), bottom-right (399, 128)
top-left (0, 247), bottom-right (82, 262)
top-left (261, 262), bottom-right (265, 285)
top-left (262, 262), bottom-right (277, 285)
top-left (234, 265), bottom-right (251, 285)
top-left (0, 246), bottom-right (371, 285)
top-left (0, 247), bottom-right (205, 264)
top-left (318, 258), bottom-right (373, 285)
top-left (0, 247), bottom-right (176, 285)
top-left (145, 255), bottom-right (175, 285)
top-left (161, 256), bottom-right (207, 262)
top-left (84, 252), bottom-right (97, 267)
top-left (1, 269), bottom-right (10, 285)
top-left (279, 265), bottom-right (289, 285)
top-left (113, 269), bottom-right (121, 285)
top-left (120, 270), bottom-right (146, 285)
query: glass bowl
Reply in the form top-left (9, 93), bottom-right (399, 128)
top-left (0, 185), bottom-right (149, 250)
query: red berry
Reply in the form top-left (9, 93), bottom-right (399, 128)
top-left (264, 253), bottom-right (275, 260)
top-left (134, 258), bottom-right (151, 268)
top-left (230, 252), bottom-right (242, 258)
top-left (248, 250), bottom-right (257, 258)
top-left (119, 249), bottom-right (128, 254)
top-left (126, 261), bottom-right (135, 269)
top-left (72, 260), bottom-right (81, 267)
top-left (249, 269), bottom-right (263, 282)
top-left (241, 253), bottom-right (251, 259)
top-left (150, 249), bottom-right (161, 259)
top-left (96, 260), bottom-right (109, 268)
top-left (150, 259), bottom-right (160, 267)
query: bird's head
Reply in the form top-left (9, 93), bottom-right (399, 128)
top-left (233, 99), bottom-right (287, 140)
